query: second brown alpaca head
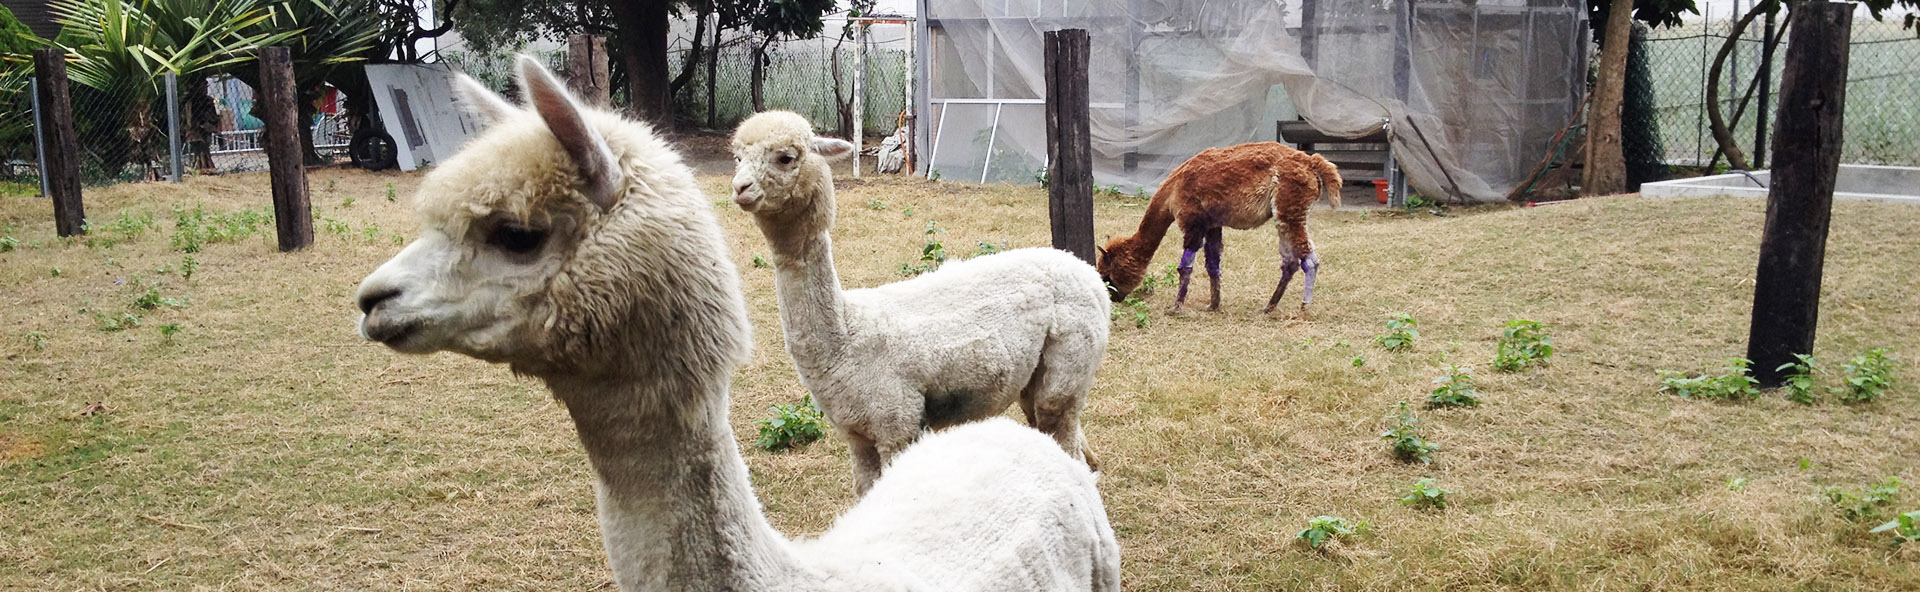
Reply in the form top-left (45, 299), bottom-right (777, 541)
top-left (1096, 237), bottom-right (1151, 302)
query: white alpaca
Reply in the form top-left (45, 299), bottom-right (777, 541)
top-left (730, 111), bottom-right (1112, 494)
top-left (353, 58), bottom-right (1121, 592)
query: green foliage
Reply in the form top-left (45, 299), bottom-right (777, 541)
top-left (1374, 313), bottom-right (1419, 351)
top-left (864, 198), bottom-right (889, 211)
top-left (83, 211), bottom-right (158, 249)
top-left (24, 331), bottom-right (48, 352)
top-left (340, 195), bottom-right (355, 209)
top-left (91, 310), bottom-right (143, 332)
top-left (1426, 365), bottom-right (1481, 409)
top-left (131, 283), bottom-right (184, 310)
top-left (1658, 358), bottom-right (1759, 401)
top-left (0, 236), bottom-right (16, 252)
top-left (1111, 296), bottom-right (1151, 328)
top-left (1826, 477), bottom-right (1902, 521)
top-left (385, 182), bottom-right (397, 202)
top-left (322, 218), bottom-right (350, 237)
top-left (1399, 478), bottom-right (1451, 509)
top-left (751, 254), bottom-right (770, 268)
top-left (1382, 401), bottom-right (1439, 464)
top-left (1493, 319), bottom-right (1554, 372)
top-left (158, 323), bottom-right (182, 342)
top-left (1871, 510), bottom-right (1920, 547)
top-left (897, 221), bottom-right (947, 276)
top-left (755, 395), bottom-right (827, 452)
top-left (973, 240), bottom-right (1003, 257)
top-left (179, 254), bottom-right (197, 281)
top-left (1296, 515), bottom-right (1365, 550)
top-left (360, 225), bottom-right (382, 243)
top-left (172, 206), bottom-right (271, 253)
top-left (1033, 166), bottom-right (1049, 188)
top-left (1775, 353), bottom-right (1821, 404)
top-left (1351, 354), bottom-right (1365, 368)
top-left (1131, 264), bottom-right (1179, 298)
top-left (1839, 348), bottom-right (1897, 404)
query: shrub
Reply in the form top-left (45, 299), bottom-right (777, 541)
top-left (1425, 365), bottom-right (1481, 409)
top-left (1871, 510), bottom-right (1920, 547)
top-left (1775, 353), bottom-right (1820, 404)
top-left (1658, 358), bottom-right (1758, 401)
top-left (1374, 313), bottom-right (1419, 351)
top-left (898, 221), bottom-right (947, 276)
top-left (1112, 296), bottom-right (1151, 329)
top-left (1839, 348), bottom-right (1896, 404)
top-left (1492, 319), bottom-right (1553, 372)
top-left (1296, 515), bottom-right (1365, 550)
top-left (1399, 478), bottom-right (1451, 510)
top-left (1826, 477), bottom-right (1902, 521)
top-left (1382, 401), bottom-right (1439, 464)
top-left (755, 395), bottom-right (827, 452)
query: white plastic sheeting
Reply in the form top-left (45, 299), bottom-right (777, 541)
top-left (920, 0), bottom-right (1587, 202)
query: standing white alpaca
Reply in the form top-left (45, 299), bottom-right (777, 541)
top-left (730, 111), bottom-right (1111, 494)
top-left (354, 58), bottom-right (1121, 591)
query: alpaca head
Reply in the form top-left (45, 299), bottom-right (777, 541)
top-left (1096, 238), bottom-right (1149, 302)
top-left (729, 111), bottom-right (852, 234)
top-left (354, 57), bottom-right (732, 377)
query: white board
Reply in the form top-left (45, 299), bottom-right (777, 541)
top-left (364, 64), bottom-right (490, 171)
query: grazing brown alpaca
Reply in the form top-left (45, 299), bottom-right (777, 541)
top-left (1097, 142), bottom-right (1341, 314)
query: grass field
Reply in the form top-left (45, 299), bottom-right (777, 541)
top-left (2, 167), bottom-right (1917, 590)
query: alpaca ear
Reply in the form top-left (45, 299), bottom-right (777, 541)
top-left (450, 74), bottom-right (517, 125)
top-left (517, 55), bottom-right (621, 211)
top-left (811, 137), bottom-right (855, 161)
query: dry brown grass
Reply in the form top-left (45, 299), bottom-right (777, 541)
top-left (2, 168), bottom-right (1918, 590)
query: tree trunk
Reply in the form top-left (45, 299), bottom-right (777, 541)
top-left (830, 34), bottom-right (854, 140)
top-left (1707, 6), bottom-right (1768, 171)
top-left (668, 3), bottom-right (709, 98)
top-left (1582, 0), bottom-right (1634, 196)
top-left (612, 1), bottom-right (672, 129)
top-left (750, 36), bottom-right (771, 112)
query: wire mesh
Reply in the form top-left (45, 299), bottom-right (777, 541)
top-left (668, 39), bottom-right (911, 137)
top-left (0, 67), bottom-right (36, 194)
top-left (1641, 16), bottom-right (1920, 170)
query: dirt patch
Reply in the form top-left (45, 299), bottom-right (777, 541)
top-left (0, 432), bottom-right (45, 464)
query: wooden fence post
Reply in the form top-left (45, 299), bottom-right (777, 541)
top-left (1746, 1), bottom-right (1851, 388)
top-left (1045, 29), bottom-right (1094, 266)
top-left (32, 49), bottom-right (85, 237)
top-left (568, 34), bottom-right (611, 105)
top-left (259, 46), bottom-right (313, 251)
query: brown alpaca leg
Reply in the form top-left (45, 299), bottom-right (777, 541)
top-left (1263, 244), bottom-right (1300, 315)
top-left (1022, 338), bottom-right (1098, 472)
top-left (1170, 229), bottom-right (1206, 313)
top-left (1203, 226), bottom-right (1224, 311)
top-left (844, 430), bottom-right (884, 496)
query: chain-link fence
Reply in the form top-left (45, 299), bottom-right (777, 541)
top-left (669, 38), bottom-right (911, 136)
top-left (1642, 16), bottom-right (1920, 169)
top-left (0, 69), bottom-right (353, 191)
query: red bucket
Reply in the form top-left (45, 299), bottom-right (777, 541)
top-left (1373, 179), bottom-right (1389, 204)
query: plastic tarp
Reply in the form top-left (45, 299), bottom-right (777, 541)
top-left (923, 0), bottom-right (1587, 203)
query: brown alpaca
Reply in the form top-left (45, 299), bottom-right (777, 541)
top-left (1097, 142), bottom-right (1341, 314)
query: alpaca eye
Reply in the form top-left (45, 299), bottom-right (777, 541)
top-left (777, 153), bottom-right (795, 166)
top-left (487, 224), bottom-right (548, 255)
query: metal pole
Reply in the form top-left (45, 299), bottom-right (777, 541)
top-left (914, 0), bottom-right (932, 177)
top-left (853, 22), bottom-right (866, 178)
top-left (30, 78), bottom-right (49, 198)
top-left (165, 73), bottom-right (183, 182)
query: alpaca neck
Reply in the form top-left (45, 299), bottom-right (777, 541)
top-left (764, 230), bottom-right (851, 373)
top-left (1116, 184), bottom-right (1180, 266)
top-left (548, 374), bottom-right (803, 591)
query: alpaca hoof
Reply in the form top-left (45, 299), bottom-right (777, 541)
top-left (1260, 306), bottom-right (1276, 315)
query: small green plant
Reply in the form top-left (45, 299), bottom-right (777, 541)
top-left (898, 221), bottom-right (948, 276)
top-left (1775, 353), bottom-right (1821, 404)
top-left (131, 283), bottom-right (184, 311)
top-left (94, 311), bottom-right (143, 332)
top-left (340, 195), bottom-right (356, 208)
top-left (1727, 477), bottom-right (1749, 491)
top-left (1425, 365), bottom-right (1481, 408)
top-left (322, 218), bottom-right (351, 237)
top-left (1871, 509), bottom-right (1920, 547)
top-left (864, 198), bottom-right (890, 211)
top-left (1493, 319), bottom-right (1553, 372)
top-left (385, 182), bottom-right (398, 202)
top-left (1132, 264), bottom-right (1179, 298)
top-left (1111, 296), bottom-right (1151, 328)
top-left (755, 395), bottom-right (827, 452)
top-left (1826, 477), bottom-right (1902, 521)
top-left (1351, 354), bottom-right (1365, 368)
top-left (1839, 348), bottom-right (1896, 404)
top-left (1374, 313), bottom-right (1419, 351)
top-left (1296, 516), bottom-right (1365, 550)
top-left (751, 254), bottom-right (770, 268)
top-left (1381, 401), bottom-right (1439, 464)
top-left (1033, 166), bottom-right (1049, 188)
top-left (973, 241), bottom-right (1003, 257)
top-left (390, 232), bottom-right (406, 245)
top-left (1657, 358), bottom-right (1759, 401)
top-left (24, 331), bottom-right (48, 352)
top-left (158, 323), bottom-right (182, 343)
top-left (178, 255), bottom-right (198, 281)
top-left (901, 207), bottom-right (915, 217)
top-left (1404, 193), bottom-right (1439, 209)
top-left (928, 169), bottom-right (941, 181)
top-left (0, 236), bottom-right (17, 252)
top-left (1399, 478), bottom-right (1451, 509)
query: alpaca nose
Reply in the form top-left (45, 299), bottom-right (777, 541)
top-left (733, 180), bottom-right (753, 196)
top-left (358, 286), bottom-right (402, 315)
